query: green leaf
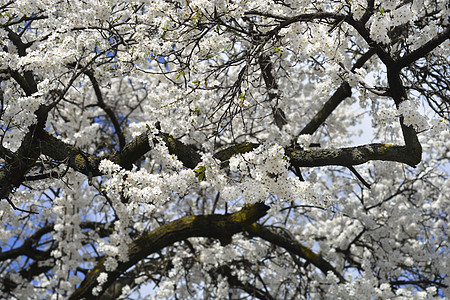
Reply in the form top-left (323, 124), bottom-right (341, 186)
top-left (176, 70), bottom-right (185, 79)
top-left (194, 166), bottom-right (206, 181)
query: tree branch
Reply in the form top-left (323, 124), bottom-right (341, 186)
top-left (213, 265), bottom-right (276, 300)
top-left (246, 224), bottom-right (345, 282)
top-left (299, 82), bottom-right (351, 135)
top-left (258, 55), bottom-right (287, 129)
top-left (344, 16), bottom-right (395, 67)
top-left (85, 70), bottom-right (126, 151)
top-left (0, 129), bottom-right (43, 200)
top-left (287, 143), bottom-right (420, 168)
top-left (69, 202), bottom-right (269, 299)
top-left (299, 48), bottom-right (375, 136)
top-left (397, 26), bottom-right (450, 69)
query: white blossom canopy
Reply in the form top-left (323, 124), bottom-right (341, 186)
top-left (0, 0), bottom-right (449, 299)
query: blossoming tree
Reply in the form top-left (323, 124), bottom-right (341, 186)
top-left (1, 0), bottom-right (449, 298)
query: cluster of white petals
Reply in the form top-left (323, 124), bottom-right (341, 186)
top-left (0, 0), bottom-right (448, 298)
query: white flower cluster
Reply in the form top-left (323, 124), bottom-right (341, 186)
top-left (227, 144), bottom-right (316, 205)
top-left (92, 272), bottom-right (108, 296)
top-left (390, 4), bottom-right (415, 27)
top-left (98, 159), bottom-right (123, 174)
top-left (429, 118), bottom-right (449, 136)
top-left (369, 3), bottom-right (414, 45)
top-left (2, 94), bottom-right (42, 129)
top-left (150, 142), bottom-right (185, 171)
top-left (398, 100), bottom-right (428, 131)
top-left (97, 157), bottom-right (198, 272)
top-left (347, 68), bottom-right (367, 88)
top-left (371, 99), bottom-right (434, 134)
top-left (99, 158), bottom-right (197, 206)
top-left (297, 134), bottom-right (314, 148)
top-left (369, 12), bottom-right (391, 44)
top-left (47, 176), bottom-right (94, 296)
top-left (373, 104), bottom-right (398, 127)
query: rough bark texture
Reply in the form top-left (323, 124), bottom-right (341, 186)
top-left (69, 203), bottom-right (269, 299)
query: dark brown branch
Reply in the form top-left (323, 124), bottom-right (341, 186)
top-left (359, 0), bottom-right (375, 24)
top-left (6, 29), bottom-right (38, 95)
top-left (397, 26), bottom-right (450, 69)
top-left (386, 67), bottom-right (422, 159)
top-left (258, 55), bottom-right (287, 129)
top-left (299, 82), bottom-right (351, 135)
top-left (214, 142), bottom-right (259, 162)
top-left (38, 130), bottom-right (103, 177)
top-left (157, 132), bottom-right (202, 169)
top-left (344, 16), bottom-right (395, 67)
top-left (0, 127), bottom-right (201, 200)
top-left (69, 202), bottom-right (269, 299)
top-left (214, 265), bottom-right (276, 300)
top-left (1, 14), bottom-right (48, 28)
top-left (106, 130), bottom-right (202, 170)
top-left (0, 129), bottom-right (43, 200)
top-left (85, 70), bottom-right (126, 151)
top-left (214, 140), bottom-right (421, 169)
top-left (287, 143), bottom-right (421, 168)
top-left (299, 48), bottom-right (375, 136)
top-left (245, 224), bottom-right (345, 283)
top-left (37, 128), bottom-right (201, 177)
top-left (7, 68), bottom-right (36, 96)
top-left (347, 165), bottom-right (371, 189)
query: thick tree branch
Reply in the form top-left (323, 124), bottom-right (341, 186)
top-left (214, 142), bottom-right (259, 162)
top-left (214, 139), bottom-right (420, 168)
top-left (1, 127), bottom-right (201, 200)
top-left (344, 16), bottom-right (395, 67)
top-left (386, 65), bottom-right (422, 159)
top-left (299, 48), bottom-right (375, 136)
top-left (299, 82), bottom-right (351, 135)
top-left (0, 128), bottom-right (43, 200)
top-left (397, 26), bottom-right (450, 69)
top-left (245, 224), bottom-right (345, 283)
top-left (69, 202), bottom-right (269, 299)
top-left (36, 122), bottom-right (421, 200)
top-left (287, 143), bottom-right (420, 168)
top-left (359, 0), bottom-right (375, 25)
top-left (37, 129), bottom-right (202, 179)
top-left (38, 130), bottom-right (103, 177)
top-left (6, 29), bottom-right (37, 95)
